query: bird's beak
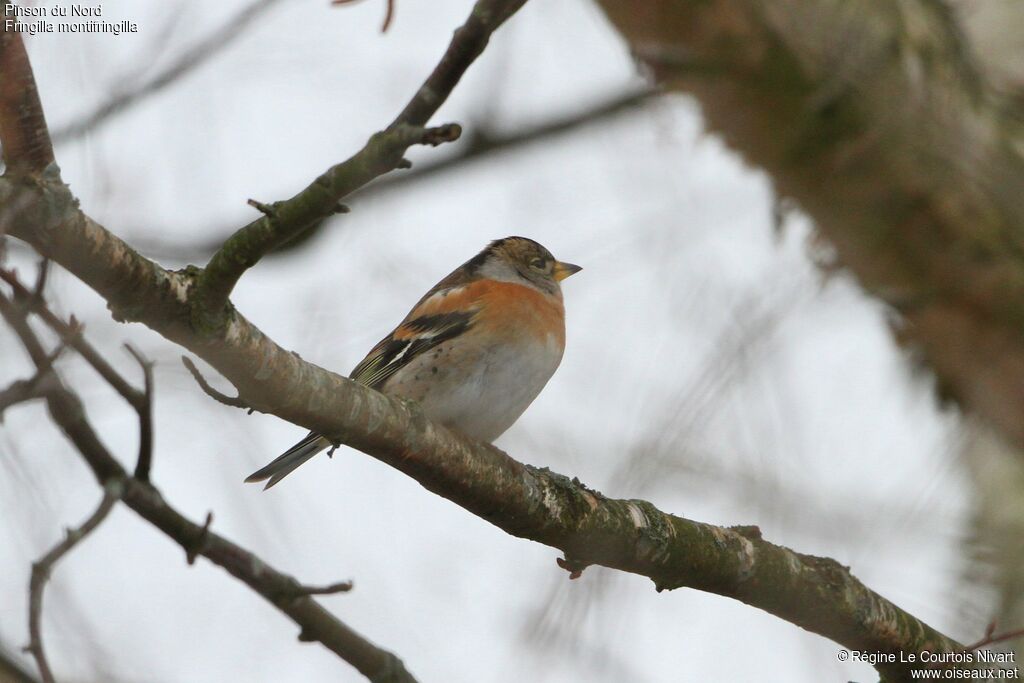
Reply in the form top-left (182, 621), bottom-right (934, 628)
top-left (553, 261), bottom-right (582, 281)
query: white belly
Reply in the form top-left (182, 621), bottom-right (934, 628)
top-left (383, 333), bottom-right (564, 442)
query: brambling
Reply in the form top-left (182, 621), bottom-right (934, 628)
top-left (246, 236), bottom-right (581, 489)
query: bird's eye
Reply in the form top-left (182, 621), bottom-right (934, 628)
top-left (529, 257), bottom-right (546, 270)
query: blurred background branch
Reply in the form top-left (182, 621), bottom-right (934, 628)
top-left (596, 0), bottom-right (1024, 450)
top-left (50, 0), bottom-right (288, 145)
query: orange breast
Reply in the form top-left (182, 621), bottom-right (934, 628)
top-left (401, 279), bottom-right (565, 346)
top-left (474, 281), bottom-right (566, 347)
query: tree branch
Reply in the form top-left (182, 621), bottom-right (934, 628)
top-left (332, 0), bottom-right (396, 34)
top-left (123, 344), bottom-right (154, 482)
top-left (0, 285), bottom-right (417, 683)
top-left (594, 0), bottom-right (1024, 451)
top-left (194, 0), bottom-right (528, 319)
top-left (0, 20), bottom-right (54, 174)
top-left (27, 482), bottom-right (121, 683)
top-left (159, 86), bottom-right (659, 261)
top-left (181, 355), bottom-right (251, 410)
top-left (0, 371), bottom-right (57, 418)
top-left (0, 269), bottom-right (140, 405)
top-left (390, 0), bottom-right (525, 127)
top-left (0, 0), bottom-right (966, 679)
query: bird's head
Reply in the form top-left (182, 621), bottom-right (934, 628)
top-left (472, 236), bottom-right (581, 295)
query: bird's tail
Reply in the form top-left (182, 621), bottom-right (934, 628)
top-left (245, 432), bottom-right (330, 490)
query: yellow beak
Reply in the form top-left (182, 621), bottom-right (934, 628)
top-left (553, 261), bottom-right (582, 281)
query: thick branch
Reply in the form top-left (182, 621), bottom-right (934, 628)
top-left (0, 24), bottom-right (53, 174)
top-left (27, 483), bottom-right (120, 683)
top-left (594, 0), bottom-right (1024, 449)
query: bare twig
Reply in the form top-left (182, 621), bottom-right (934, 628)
top-left (0, 374), bottom-right (54, 418)
top-left (346, 88), bottom-right (657, 204)
top-left (964, 622), bottom-right (1024, 653)
top-left (51, 0), bottom-right (287, 144)
top-left (0, 269), bottom-right (141, 406)
top-left (124, 344), bottom-right (155, 482)
top-left (26, 482), bottom-right (121, 683)
top-left (31, 259), bottom-right (49, 300)
top-left (291, 580), bottom-right (354, 597)
top-left (185, 511), bottom-right (213, 565)
top-left (196, 122), bottom-right (461, 320)
top-left (0, 336), bottom-right (66, 419)
top-left (2, 269), bottom-right (157, 481)
top-left (332, 0), bottom-right (396, 33)
top-left (390, 0), bottom-right (526, 128)
top-left (196, 0), bottom-right (528, 318)
top-left (181, 356), bottom-right (251, 410)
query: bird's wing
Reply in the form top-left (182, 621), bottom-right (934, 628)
top-left (349, 283), bottom-right (484, 389)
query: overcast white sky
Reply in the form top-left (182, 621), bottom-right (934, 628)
top-left (0, 1), bottom-right (977, 681)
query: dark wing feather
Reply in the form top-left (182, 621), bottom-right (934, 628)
top-left (350, 311), bottom-right (474, 389)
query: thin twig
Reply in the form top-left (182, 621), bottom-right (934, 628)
top-left (180, 87), bottom-right (657, 260)
top-left (0, 269), bottom-right (143, 407)
top-left (0, 373), bottom-right (57, 419)
top-left (964, 622), bottom-right (1024, 653)
top-left (293, 580), bottom-right (354, 597)
top-left (185, 512), bottom-right (213, 565)
top-left (181, 356), bottom-right (251, 410)
top-left (0, 299), bottom-right (67, 419)
top-left (332, 0), bottom-right (396, 33)
top-left (389, 0), bottom-right (526, 128)
top-left (196, 0), bottom-right (528, 317)
top-left (2, 287), bottom-right (416, 681)
top-left (196, 122), bottom-right (462, 319)
top-left (124, 344), bottom-right (155, 482)
top-left (31, 259), bottom-right (49, 300)
top-left (0, 641), bottom-right (40, 683)
top-left (26, 482), bottom-right (121, 683)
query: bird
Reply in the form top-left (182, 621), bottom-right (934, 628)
top-left (245, 236), bottom-right (581, 489)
